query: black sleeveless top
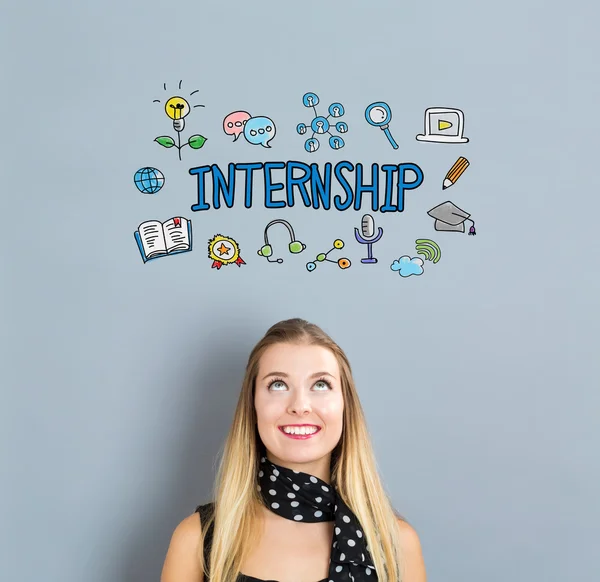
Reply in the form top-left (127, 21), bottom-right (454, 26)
top-left (194, 502), bottom-right (328, 582)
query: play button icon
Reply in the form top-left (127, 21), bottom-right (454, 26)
top-left (416, 107), bottom-right (469, 143)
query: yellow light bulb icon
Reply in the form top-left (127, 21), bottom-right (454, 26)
top-left (165, 96), bottom-right (191, 131)
top-left (153, 81), bottom-right (207, 161)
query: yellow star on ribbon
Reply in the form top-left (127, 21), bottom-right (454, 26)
top-left (208, 234), bottom-right (245, 268)
top-left (217, 242), bottom-right (230, 256)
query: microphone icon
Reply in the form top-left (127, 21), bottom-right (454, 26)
top-left (354, 214), bottom-right (383, 264)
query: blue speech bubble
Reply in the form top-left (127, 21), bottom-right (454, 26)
top-left (243, 116), bottom-right (276, 148)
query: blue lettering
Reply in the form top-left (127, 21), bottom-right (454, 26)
top-left (354, 163), bottom-right (379, 212)
top-left (310, 163), bottom-right (332, 210)
top-left (264, 162), bottom-right (286, 208)
top-left (380, 165), bottom-right (398, 212)
top-left (235, 162), bottom-right (263, 208)
top-left (286, 161), bottom-right (312, 207)
top-left (189, 165), bottom-right (211, 211)
top-left (397, 163), bottom-right (424, 212)
top-left (211, 163), bottom-right (236, 209)
top-left (333, 161), bottom-right (354, 211)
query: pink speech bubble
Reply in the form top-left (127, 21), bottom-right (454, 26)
top-left (223, 110), bottom-right (252, 141)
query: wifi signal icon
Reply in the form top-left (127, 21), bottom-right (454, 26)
top-left (415, 239), bottom-right (441, 264)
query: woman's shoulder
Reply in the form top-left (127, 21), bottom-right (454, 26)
top-left (161, 510), bottom-right (205, 581)
top-left (395, 517), bottom-right (427, 582)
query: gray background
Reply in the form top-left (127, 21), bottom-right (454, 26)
top-left (2, 1), bottom-right (598, 581)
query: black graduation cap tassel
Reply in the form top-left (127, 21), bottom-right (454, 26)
top-left (468, 220), bottom-right (476, 235)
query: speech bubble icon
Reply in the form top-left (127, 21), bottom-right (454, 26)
top-left (243, 116), bottom-right (276, 148)
top-left (223, 110), bottom-right (251, 141)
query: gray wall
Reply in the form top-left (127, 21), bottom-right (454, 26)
top-left (2, 1), bottom-right (597, 581)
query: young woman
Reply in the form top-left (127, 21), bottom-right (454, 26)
top-left (161, 318), bottom-right (427, 582)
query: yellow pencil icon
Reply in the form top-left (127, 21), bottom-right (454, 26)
top-left (442, 156), bottom-right (469, 190)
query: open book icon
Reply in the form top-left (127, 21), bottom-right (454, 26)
top-left (134, 217), bottom-right (192, 263)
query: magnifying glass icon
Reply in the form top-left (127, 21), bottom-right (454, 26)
top-left (365, 102), bottom-right (399, 149)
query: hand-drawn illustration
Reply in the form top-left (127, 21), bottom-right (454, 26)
top-left (243, 116), bottom-right (276, 148)
top-left (303, 138), bottom-right (320, 153)
top-left (134, 217), bottom-right (192, 263)
top-left (297, 92), bottom-right (347, 152)
top-left (416, 107), bottom-right (469, 143)
top-left (208, 234), bottom-right (246, 269)
top-left (365, 102), bottom-right (399, 149)
top-left (354, 214), bottom-right (383, 263)
top-left (153, 81), bottom-right (207, 160)
top-left (443, 157), bottom-right (470, 190)
top-left (223, 111), bottom-right (276, 147)
top-left (391, 256), bottom-right (424, 277)
top-left (257, 219), bottom-right (306, 264)
top-left (415, 239), bottom-right (441, 263)
top-left (427, 201), bottom-right (476, 234)
top-left (306, 239), bottom-right (351, 272)
top-left (223, 111), bottom-right (252, 141)
top-left (189, 160), bottom-right (424, 213)
top-left (134, 167), bottom-right (165, 194)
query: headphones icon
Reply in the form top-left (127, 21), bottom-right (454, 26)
top-left (257, 219), bottom-right (306, 263)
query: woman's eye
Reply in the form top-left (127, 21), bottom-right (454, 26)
top-left (268, 380), bottom-right (330, 391)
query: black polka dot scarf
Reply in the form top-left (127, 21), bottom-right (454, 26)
top-left (257, 456), bottom-right (377, 582)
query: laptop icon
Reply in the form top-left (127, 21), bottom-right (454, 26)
top-left (416, 107), bottom-right (469, 143)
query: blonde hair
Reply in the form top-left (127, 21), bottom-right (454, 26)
top-left (197, 318), bottom-right (407, 582)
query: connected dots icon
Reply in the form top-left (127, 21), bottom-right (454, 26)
top-left (306, 239), bottom-right (351, 272)
top-left (296, 92), bottom-right (348, 153)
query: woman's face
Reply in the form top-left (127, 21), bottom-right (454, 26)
top-left (254, 342), bottom-right (344, 482)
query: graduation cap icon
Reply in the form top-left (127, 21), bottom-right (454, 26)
top-left (427, 201), bottom-right (476, 235)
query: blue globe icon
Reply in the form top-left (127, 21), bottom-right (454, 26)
top-left (134, 167), bottom-right (165, 194)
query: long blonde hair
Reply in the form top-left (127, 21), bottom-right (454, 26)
top-left (197, 318), bottom-right (407, 582)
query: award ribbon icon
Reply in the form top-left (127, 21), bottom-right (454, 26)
top-left (208, 234), bottom-right (246, 269)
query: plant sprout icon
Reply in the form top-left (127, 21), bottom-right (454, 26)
top-left (153, 81), bottom-right (207, 161)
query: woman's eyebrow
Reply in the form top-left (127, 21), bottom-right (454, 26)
top-left (260, 371), bottom-right (336, 381)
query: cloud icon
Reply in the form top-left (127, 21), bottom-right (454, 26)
top-left (390, 256), bottom-right (424, 277)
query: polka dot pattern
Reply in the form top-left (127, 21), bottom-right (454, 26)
top-left (257, 456), bottom-right (377, 582)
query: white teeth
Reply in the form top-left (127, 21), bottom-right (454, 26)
top-left (282, 426), bottom-right (318, 435)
